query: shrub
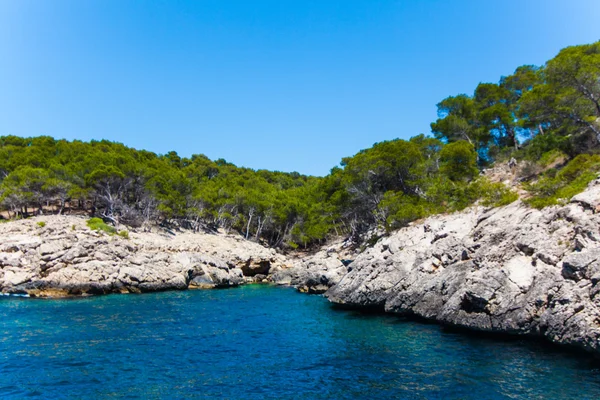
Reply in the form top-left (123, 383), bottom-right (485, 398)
top-left (118, 230), bottom-right (129, 239)
top-left (539, 149), bottom-right (567, 167)
top-left (86, 217), bottom-right (117, 235)
top-left (286, 241), bottom-right (299, 250)
top-left (526, 154), bottom-right (600, 208)
top-left (36, 221), bottom-right (46, 228)
top-left (439, 141), bottom-right (479, 182)
top-left (524, 133), bottom-right (571, 161)
top-left (474, 178), bottom-right (519, 207)
top-left (378, 191), bottom-right (428, 231)
top-left (517, 161), bottom-right (543, 181)
top-left (423, 176), bottom-right (480, 212)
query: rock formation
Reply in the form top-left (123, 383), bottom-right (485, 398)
top-left (271, 240), bottom-right (351, 293)
top-left (326, 179), bottom-right (600, 354)
top-left (0, 216), bottom-right (287, 297)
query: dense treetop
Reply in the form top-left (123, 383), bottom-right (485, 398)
top-left (1, 41), bottom-right (599, 248)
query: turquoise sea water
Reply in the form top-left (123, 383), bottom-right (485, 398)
top-left (1, 285), bottom-right (599, 399)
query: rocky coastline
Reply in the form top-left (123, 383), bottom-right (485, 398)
top-left (2, 179), bottom-right (600, 355)
top-left (0, 216), bottom-right (290, 297)
top-left (326, 179), bottom-right (600, 354)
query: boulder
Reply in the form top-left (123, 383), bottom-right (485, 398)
top-left (272, 244), bottom-right (350, 294)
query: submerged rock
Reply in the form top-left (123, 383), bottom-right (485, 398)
top-left (326, 179), bottom-right (600, 354)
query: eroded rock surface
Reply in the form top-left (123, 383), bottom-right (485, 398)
top-left (0, 216), bottom-right (288, 297)
top-left (327, 179), bottom-right (600, 354)
top-left (271, 240), bottom-right (351, 293)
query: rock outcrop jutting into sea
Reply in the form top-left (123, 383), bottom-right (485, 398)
top-left (326, 179), bottom-right (600, 354)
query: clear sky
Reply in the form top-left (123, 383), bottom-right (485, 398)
top-left (1, 0), bottom-right (599, 176)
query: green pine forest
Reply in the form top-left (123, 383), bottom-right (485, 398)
top-left (2, 41), bottom-right (600, 249)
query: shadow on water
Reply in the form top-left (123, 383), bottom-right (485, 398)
top-left (328, 299), bottom-right (600, 367)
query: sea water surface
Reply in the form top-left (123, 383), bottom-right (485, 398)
top-left (1, 285), bottom-right (600, 399)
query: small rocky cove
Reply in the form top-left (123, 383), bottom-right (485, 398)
top-left (2, 179), bottom-right (600, 356)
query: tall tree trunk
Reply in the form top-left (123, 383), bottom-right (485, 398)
top-left (245, 209), bottom-right (254, 240)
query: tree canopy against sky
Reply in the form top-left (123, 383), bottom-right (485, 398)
top-left (1, 0), bottom-right (599, 176)
top-left (2, 35), bottom-right (600, 248)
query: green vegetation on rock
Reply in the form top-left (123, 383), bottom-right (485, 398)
top-left (525, 154), bottom-right (600, 209)
top-left (87, 218), bottom-right (117, 235)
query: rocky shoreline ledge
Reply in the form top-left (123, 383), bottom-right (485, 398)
top-left (2, 179), bottom-right (600, 355)
top-left (327, 179), bottom-right (600, 354)
top-left (0, 216), bottom-right (294, 297)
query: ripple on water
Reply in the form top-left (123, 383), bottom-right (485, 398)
top-left (1, 285), bottom-right (600, 399)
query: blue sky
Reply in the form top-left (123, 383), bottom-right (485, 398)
top-left (1, 0), bottom-right (599, 176)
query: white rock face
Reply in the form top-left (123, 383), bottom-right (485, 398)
top-left (504, 256), bottom-right (534, 290)
top-left (0, 216), bottom-right (289, 296)
top-left (327, 179), bottom-right (600, 355)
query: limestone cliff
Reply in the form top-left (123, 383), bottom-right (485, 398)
top-left (326, 179), bottom-right (600, 354)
